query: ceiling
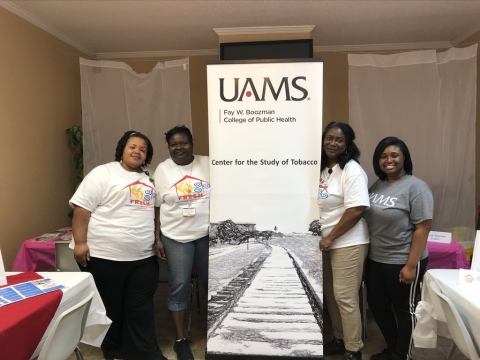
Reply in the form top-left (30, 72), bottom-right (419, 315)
top-left (3, 0), bottom-right (480, 59)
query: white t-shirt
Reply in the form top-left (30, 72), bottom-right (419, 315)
top-left (154, 156), bottom-right (210, 242)
top-left (318, 160), bottom-right (370, 249)
top-left (69, 162), bottom-right (156, 261)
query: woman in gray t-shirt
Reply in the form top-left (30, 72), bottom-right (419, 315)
top-left (363, 136), bottom-right (433, 360)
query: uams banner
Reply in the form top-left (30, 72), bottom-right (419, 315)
top-left (206, 60), bottom-right (323, 359)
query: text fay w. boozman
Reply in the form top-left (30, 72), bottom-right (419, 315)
top-left (222, 109), bottom-right (296, 123)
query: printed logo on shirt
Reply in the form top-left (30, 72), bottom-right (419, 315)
top-left (123, 180), bottom-right (156, 208)
top-left (369, 192), bottom-right (397, 207)
top-left (318, 177), bottom-right (329, 199)
top-left (171, 175), bottom-right (210, 203)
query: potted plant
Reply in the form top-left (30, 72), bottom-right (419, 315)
top-left (66, 125), bottom-right (83, 217)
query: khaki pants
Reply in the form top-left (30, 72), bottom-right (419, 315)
top-left (323, 244), bottom-right (369, 352)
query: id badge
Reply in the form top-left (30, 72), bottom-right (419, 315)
top-left (182, 207), bottom-right (196, 217)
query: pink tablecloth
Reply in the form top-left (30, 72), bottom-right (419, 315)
top-left (426, 240), bottom-right (470, 270)
top-left (11, 227), bottom-right (71, 272)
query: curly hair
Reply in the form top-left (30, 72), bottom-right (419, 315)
top-left (164, 125), bottom-right (193, 145)
top-left (114, 130), bottom-right (154, 166)
top-left (321, 121), bottom-right (361, 171)
top-left (372, 136), bottom-right (413, 181)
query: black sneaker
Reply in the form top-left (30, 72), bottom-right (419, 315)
top-left (324, 338), bottom-right (346, 355)
top-left (342, 350), bottom-right (362, 360)
top-left (370, 349), bottom-right (393, 360)
top-left (173, 338), bottom-right (194, 360)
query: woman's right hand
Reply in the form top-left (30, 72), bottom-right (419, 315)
top-left (319, 235), bottom-right (334, 252)
top-left (74, 242), bottom-right (90, 267)
top-left (155, 240), bottom-right (167, 260)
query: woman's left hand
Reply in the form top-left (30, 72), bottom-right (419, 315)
top-left (399, 265), bottom-right (416, 284)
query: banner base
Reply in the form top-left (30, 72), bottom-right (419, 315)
top-left (206, 353), bottom-right (323, 360)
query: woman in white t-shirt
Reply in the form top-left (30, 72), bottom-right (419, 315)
top-left (70, 131), bottom-right (167, 360)
top-left (319, 122), bottom-right (370, 360)
top-left (153, 126), bottom-right (209, 360)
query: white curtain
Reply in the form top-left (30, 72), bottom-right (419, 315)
top-left (349, 45), bottom-right (477, 247)
top-left (80, 57), bottom-right (192, 175)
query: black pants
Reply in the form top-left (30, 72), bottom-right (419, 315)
top-left (365, 257), bottom-right (428, 360)
top-left (80, 256), bottom-right (163, 360)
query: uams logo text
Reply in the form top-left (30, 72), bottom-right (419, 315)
top-left (219, 77), bottom-right (308, 102)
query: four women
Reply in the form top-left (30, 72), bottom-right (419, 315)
top-left (71, 125), bottom-right (433, 360)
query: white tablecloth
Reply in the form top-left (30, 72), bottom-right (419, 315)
top-left (7, 271), bottom-right (111, 359)
top-left (413, 269), bottom-right (480, 350)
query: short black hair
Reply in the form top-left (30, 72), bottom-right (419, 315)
top-left (165, 125), bottom-right (193, 145)
top-left (372, 136), bottom-right (413, 181)
top-left (321, 121), bottom-right (361, 171)
top-left (114, 130), bottom-right (154, 166)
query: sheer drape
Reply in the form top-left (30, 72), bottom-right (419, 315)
top-left (349, 45), bottom-right (477, 247)
top-left (80, 57), bottom-right (192, 175)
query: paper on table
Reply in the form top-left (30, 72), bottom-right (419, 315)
top-left (427, 231), bottom-right (452, 243)
top-left (458, 268), bottom-right (480, 290)
top-left (0, 249), bottom-right (6, 286)
top-left (0, 278), bottom-right (65, 307)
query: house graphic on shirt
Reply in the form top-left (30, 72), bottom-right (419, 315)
top-left (123, 180), bottom-right (155, 206)
top-left (170, 175), bottom-right (210, 201)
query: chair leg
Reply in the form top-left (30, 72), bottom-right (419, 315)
top-left (446, 342), bottom-right (457, 360)
top-left (74, 346), bottom-right (84, 360)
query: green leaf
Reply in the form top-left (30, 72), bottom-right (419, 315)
top-left (66, 125), bottom-right (84, 217)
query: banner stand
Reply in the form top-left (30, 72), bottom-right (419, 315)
top-left (207, 354), bottom-right (323, 360)
top-left (206, 59), bottom-right (324, 359)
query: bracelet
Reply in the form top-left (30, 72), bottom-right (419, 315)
top-left (154, 235), bottom-right (161, 242)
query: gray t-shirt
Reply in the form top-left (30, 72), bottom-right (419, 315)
top-left (363, 175), bottom-right (433, 264)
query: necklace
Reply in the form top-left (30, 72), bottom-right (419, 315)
top-left (320, 165), bottom-right (336, 187)
top-left (176, 162), bottom-right (193, 183)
